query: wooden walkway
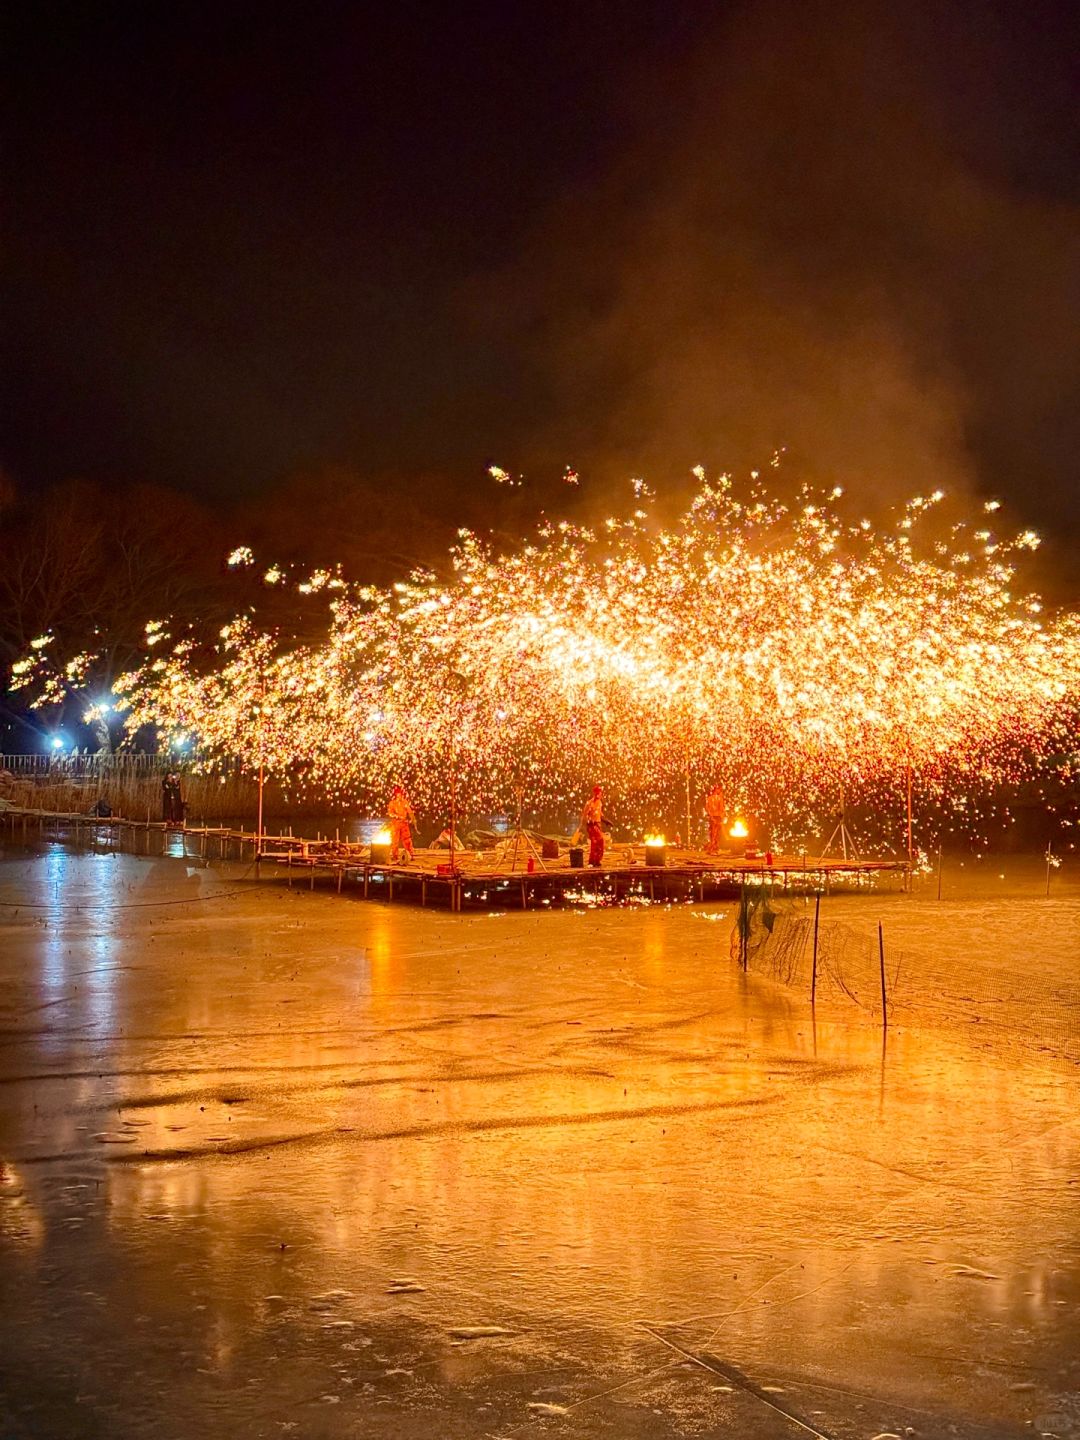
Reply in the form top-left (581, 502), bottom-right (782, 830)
top-left (0, 801), bottom-right (910, 909)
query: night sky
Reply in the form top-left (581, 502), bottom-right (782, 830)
top-left (3, 1), bottom-right (1078, 582)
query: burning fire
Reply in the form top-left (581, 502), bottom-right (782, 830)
top-left (372, 828), bottom-right (392, 845)
top-left (643, 833), bottom-right (666, 846)
top-left (729, 819), bottom-right (749, 839)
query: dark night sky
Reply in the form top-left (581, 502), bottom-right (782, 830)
top-left (3, 1), bottom-right (1078, 580)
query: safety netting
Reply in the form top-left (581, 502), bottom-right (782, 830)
top-left (729, 887), bottom-right (1080, 1067)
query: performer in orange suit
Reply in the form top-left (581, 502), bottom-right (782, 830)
top-left (388, 785), bottom-right (416, 862)
top-left (705, 783), bottom-right (726, 852)
top-left (582, 785), bottom-right (605, 867)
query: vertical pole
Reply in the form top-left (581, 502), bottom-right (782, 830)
top-left (936, 846), bottom-right (943, 901)
top-left (255, 759), bottom-right (264, 877)
top-left (878, 921), bottom-right (887, 1029)
top-left (839, 786), bottom-right (847, 861)
top-left (449, 719), bottom-right (456, 882)
top-left (905, 763), bottom-right (913, 863)
top-left (739, 879), bottom-right (748, 971)
top-left (1045, 842), bottom-right (1053, 898)
top-left (684, 747), bottom-right (692, 854)
top-left (811, 892), bottom-right (820, 1005)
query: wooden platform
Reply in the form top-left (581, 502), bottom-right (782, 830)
top-left (1, 801), bottom-right (910, 909)
top-left (266, 845), bottom-right (909, 909)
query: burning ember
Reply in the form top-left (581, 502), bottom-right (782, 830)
top-left (729, 819), bottom-right (749, 839)
top-left (643, 833), bottom-right (666, 846)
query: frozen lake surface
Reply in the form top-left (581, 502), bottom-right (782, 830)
top-left (0, 846), bottom-right (1078, 1438)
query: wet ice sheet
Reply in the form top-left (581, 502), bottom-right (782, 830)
top-left (0, 847), bottom-right (1078, 1439)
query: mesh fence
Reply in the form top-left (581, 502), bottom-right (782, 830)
top-left (730, 887), bottom-right (1080, 1066)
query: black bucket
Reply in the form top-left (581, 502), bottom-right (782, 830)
top-left (569, 846), bottom-right (584, 868)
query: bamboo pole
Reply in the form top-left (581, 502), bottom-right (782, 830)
top-left (811, 892), bottom-right (820, 1006)
top-left (878, 921), bottom-right (888, 1029)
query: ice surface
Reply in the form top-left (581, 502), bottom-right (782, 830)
top-left (0, 844), bottom-right (1077, 1438)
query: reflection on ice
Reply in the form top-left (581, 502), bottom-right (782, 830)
top-left (0, 848), bottom-right (1077, 1438)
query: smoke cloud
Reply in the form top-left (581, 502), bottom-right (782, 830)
top-left (466, 0), bottom-right (1078, 566)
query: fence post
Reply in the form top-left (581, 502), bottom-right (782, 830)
top-left (878, 921), bottom-right (887, 1030)
top-left (811, 892), bottom-right (820, 1005)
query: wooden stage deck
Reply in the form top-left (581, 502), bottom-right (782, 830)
top-left (1, 801), bottom-right (910, 909)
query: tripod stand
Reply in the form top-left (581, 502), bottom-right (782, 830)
top-left (502, 788), bottom-right (548, 873)
top-left (820, 789), bottom-right (861, 861)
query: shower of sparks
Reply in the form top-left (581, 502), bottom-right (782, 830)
top-left (25, 471), bottom-right (1080, 836)
top-left (108, 473), bottom-right (1080, 832)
